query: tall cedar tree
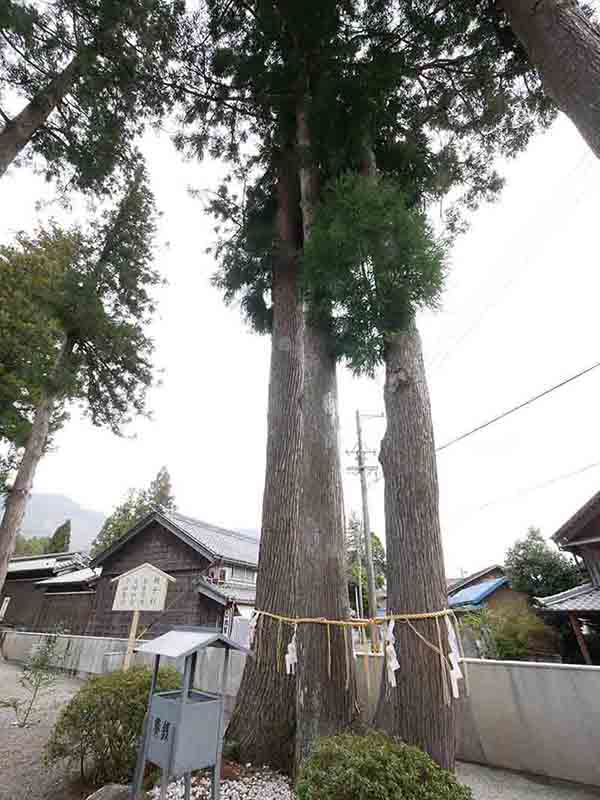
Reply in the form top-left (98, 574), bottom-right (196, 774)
top-left (500, 0), bottom-right (600, 160)
top-left (0, 165), bottom-right (160, 592)
top-left (0, 0), bottom-right (183, 188)
top-left (189, 0), bottom-right (552, 770)
top-left (186, 2), bottom-right (363, 769)
top-left (91, 465), bottom-right (176, 556)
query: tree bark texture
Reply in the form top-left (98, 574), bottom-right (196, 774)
top-left (502, 0), bottom-right (600, 159)
top-left (294, 96), bottom-right (358, 771)
top-left (295, 320), bottom-right (358, 769)
top-left (374, 324), bottom-right (455, 770)
top-left (225, 152), bottom-right (304, 773)
top-left (0, 339), bottom-right (71, 593)
top-left (0, 55), bottom-right (80, 179)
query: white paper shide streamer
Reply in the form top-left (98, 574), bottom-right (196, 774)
top-left (248, 611), bottom-right (258, 650)
top-left (285, 625), bottom-right (298, 675)
top-left (385, 620), bottom-right (401, 687)
top-left (445, 616), bottom-right (463, 699)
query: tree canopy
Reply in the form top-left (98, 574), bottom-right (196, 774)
top-left (505, 526), bottom-right (583, 598)
top-left (90, 465), bottom-right (176, 556)
top-left (0, 0), bottom-right (184, 188)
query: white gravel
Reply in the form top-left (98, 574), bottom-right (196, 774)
top-left (148, 768), bottom-right (294, 800)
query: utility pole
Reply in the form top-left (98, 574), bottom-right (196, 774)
top-left (354, 409), bottom-right (380, 650)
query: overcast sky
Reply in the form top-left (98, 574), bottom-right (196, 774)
top-left (2, 112), bottom-right (600, 578)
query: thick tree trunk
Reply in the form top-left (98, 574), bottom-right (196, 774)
top-left (0, 55), bottom-right (80, 179)
top-left (295, 321), bottom-right (358, 768)
top-left (0, 339), bottom-right (71, 592)
top-left (501, 0), bottom-right (600, 159)
top-left (294, 96), bottom-right (358, 771)
top-left (225, 151), bottom-right (304, 773)
top-left (374, 323), bottom-right (455, 770)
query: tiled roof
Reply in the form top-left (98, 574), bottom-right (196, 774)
top-left (164, 511), bottom-right (259, 567)
top-left (92, 509), bottom-right (260, 569)
top-left (552, 490), bottom-right (600, 546)
top-left (220, 582), bottom-right (256, 605)
top-left (36, 567), bottom-right (102, 586)
top-left (449, 577), bottom-right (508, 609)
top-left (536, 582), bottom-right (600, 613)
top-left (8, 552), bottom-right (88, 575)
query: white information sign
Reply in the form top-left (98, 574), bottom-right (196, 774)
top-left (111, 563), bottom-right (175, 612)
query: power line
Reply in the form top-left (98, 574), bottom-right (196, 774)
top-left (436, 358), bottom-right (600, 453)
top-left (449, 458), bottom-right (600, 522)
top-left (428, 150), bottom-right (591, 371)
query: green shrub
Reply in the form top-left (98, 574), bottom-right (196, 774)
top-left (46, 665), bottom-right (181, 786)
top-left (296, 732), bottom-right (473, 800)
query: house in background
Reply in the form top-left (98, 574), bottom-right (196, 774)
top-left (537, 490), bottom-right (600, 664)
top-left (0, 509), bottom-right (258, 638)
top-left (1, 551), bottom-right (90, 631)
top-left (448, 564), bottom-right (528, 614)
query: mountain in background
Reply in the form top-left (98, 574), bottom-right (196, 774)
top-left (1, 493), bottom-right (106, 553)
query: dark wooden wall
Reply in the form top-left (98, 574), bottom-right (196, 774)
top-left (85, 521), bottom-right (224, 639)
top-left (2, 579), bottom-right (46, 629)
top-left (36, 592), bottom-right (95, 635)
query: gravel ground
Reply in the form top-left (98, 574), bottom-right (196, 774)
top-left (148, 767), bottom-right (294, 800)
top-left (457, 762), bottom-right (600, 800)
top-left (2, 658), bottom-right (599, 800)
top-left (0, 659), bottom-right (85, 800)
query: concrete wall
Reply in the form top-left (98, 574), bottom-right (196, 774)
top-left (4, 631), bottom-right (600, 787)
top-left (457, 657), bottom-right (600, 787)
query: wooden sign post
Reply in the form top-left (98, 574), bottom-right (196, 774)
top-left (111, 563), bottom-right (175, 670)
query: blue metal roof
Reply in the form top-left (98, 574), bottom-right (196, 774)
top-left (448, 576), bottom-right (508, 609)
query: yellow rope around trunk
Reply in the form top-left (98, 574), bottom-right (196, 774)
top-left (252, 608), bottom-right (464, 685)
top-left (256, 607), bottom-right (453, 628)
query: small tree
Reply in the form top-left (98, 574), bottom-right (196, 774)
top-left (13, 534), bottom-right (50, 556)
top-left (505, 527), bottom-right (582, 599)
top-left (90, 466), bottom-right (176, 556)
top-left (1, 631), bottom-right (65, 727)
top-left (0, 164), bottom-right (161, 593)
top-left (47, 519), bottom-right (71, 553)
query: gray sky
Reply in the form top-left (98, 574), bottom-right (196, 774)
top-left (2, 113), bottom-right (600, 577)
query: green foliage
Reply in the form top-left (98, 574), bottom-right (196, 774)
top-left (462, 607), bottom-right (559, 661)
top-left (0, 0), bottom-right (184, 190)
top-left (0, 163), bottom-right (160, 446)
top-left (191, 0), bottom-right (554, 334)
top-left (505, 527), bottom-right (583, 598)
top-left (90, 465), bottom-right (176, 556)
top-left (13, 533), bottom-right (50, 556)
top-left (303, 173), bottom-right (446, 372)
top-left (346, 511), bottom-right (386, 615)
top-left (48, 519), bottom-right (70, 553)
top-left (296, 732), bottom-right (473, 800)
top-left (1, 631), bottom-right (65, 727)
top-left (46, 665), bottom-right (181, 785)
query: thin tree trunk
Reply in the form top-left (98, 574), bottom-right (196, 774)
top-left (294, 96), bottom-right (358, 771)
top-left (0, 55), bottom-right (80, 179)
top-left (225, 149), bottom-right (304, 773)
top-left (374, 323), bottom-right (455, 770)
top-left (501, 0), bottom-right (600, 159)
top-left (0, 339), bottom-right (71, 592)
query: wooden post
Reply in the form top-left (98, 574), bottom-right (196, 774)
top-left (569, 612), bottom-right (592, 665)
top-left (124, 609), bottom-right (140, 671)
